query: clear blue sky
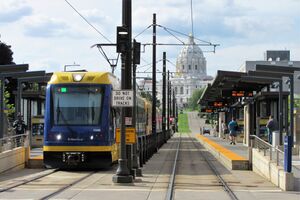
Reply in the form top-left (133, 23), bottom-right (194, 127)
top-left (1, 0), bottom-right (299, 79)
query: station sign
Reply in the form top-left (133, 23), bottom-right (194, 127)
top-left (115, 128), bottom-right (136, 144)
top-left (208, 101), bottom-right (227, 107)
top-left (201, 108), bottom-right (213, 113)
top-left (231, 90), bottom-right (253, 97)
top-left (112, 90), bottom-right (133, 107)
top-left (222, 90), bottom-right (253, 97)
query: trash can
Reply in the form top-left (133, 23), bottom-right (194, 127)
top-left (272, 131), bottom-right (280, 148)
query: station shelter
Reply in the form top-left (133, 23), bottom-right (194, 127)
top-left (198, 70), bottom-right (294, 147)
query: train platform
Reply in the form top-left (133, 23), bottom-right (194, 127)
top-left (27, 148), bottom-right (43, 168)
top-left (1, 133), bottom-right (299, 200)
top-left (196, 134), bottom-right (249, 170)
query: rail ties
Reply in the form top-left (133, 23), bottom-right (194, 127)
top-left (166, 133), bottom-right (181, 200)
top-left (39, 171), bottom-right (96, 200)
top-left (188, 133), bottom-right (239, 200)
top-left (0, 169), bottom-right (59, 193)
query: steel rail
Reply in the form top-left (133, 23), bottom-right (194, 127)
top-left (0, 169), bottom-right (59, 193)
top-left (165, 133), bottom-right (181, 200)
top-left (189, 134), bottom-right (239, 200)
top-left (39, 171), bottom-right (96, 200)
top-left (145, 135), bottom-right (178, 200)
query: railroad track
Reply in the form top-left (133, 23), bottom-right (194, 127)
top-left (144, 135), bottom-right (179, 200)
top-left (0, 169), bottom-right (59, 193)
top-left (166, 133), bottom-right (239, 200)
top-left (38, 171), bottom-right (96, 200)
top-left (0, 169), bottom-right (110, 200)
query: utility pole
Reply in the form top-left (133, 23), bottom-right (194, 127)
top-left (132, 40), bottom-right (142, 176)
top-left (167, 70), bottom-right (170, 133)
top-left (113, 0), bottom-right (133, 183)
top-left (152, 13), bottom-right (157, 148)
top-left (162, 52), bottom-right (166, 142)
top-left (0, 77), bottom-right (4, 138)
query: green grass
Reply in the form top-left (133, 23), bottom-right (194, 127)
top-left (178, 113), bottom-right (191, 133)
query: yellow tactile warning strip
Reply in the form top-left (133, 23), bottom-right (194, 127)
top-left (30, 155), bottom-right (43, 160)
top-left (196, 134), bottom-right (247, 161)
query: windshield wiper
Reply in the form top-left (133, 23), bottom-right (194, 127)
top-left (92, 101), bottom-right (95, 122)
top-left (56, 99), bottom-right (60, 124)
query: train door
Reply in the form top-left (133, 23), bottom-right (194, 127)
top-left (31, 116), bottom-right (44, 148)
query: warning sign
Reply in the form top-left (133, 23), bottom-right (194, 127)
top-left (115, 128), bottom-right (136, 144)
top-left (112, 90), bottom-right (133, 107)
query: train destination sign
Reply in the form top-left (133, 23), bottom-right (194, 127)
top-left (231, 90), bottom-right (253, 97)
top-left (201, 108), bottom-right (213, 113)
top-left (222, 90), bottom-right (253, 97)
top-left (112, 90), bottom-right (134, 107)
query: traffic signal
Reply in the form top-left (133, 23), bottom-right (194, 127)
top-left (116, 26), bottom-right (129, 53)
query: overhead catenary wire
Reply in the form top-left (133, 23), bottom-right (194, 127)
top-left (133, 24), bottom-right (153, 39)
top-left (64, 0), bottom-right (113, 43)
top-left (157, 24), bottom-right (212, 45)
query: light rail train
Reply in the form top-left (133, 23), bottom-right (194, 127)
top-left (43, 72), bottom-right (162, 169)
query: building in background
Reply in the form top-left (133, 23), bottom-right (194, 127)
top-left (239, 50), bottom-right (300, 95)
top-left (170, 35), bottom-right (213, 109)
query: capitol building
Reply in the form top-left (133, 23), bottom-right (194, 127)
top-left (171, 35), bottom-right (213, 109)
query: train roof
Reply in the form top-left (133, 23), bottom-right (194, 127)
top-left (48, 72), bottom-right (120, 88)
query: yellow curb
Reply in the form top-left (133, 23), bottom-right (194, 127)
top-left (196, 134), bottom-right (247, 161)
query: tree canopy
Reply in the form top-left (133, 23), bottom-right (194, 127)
top-left (0, 41), bottom-right (14, 65)
top-left (188, 88), bottom-right (204, 110)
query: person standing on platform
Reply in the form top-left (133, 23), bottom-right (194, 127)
top-left (13, 112), bottom-right (27, 135)
top-left (228, 117), bottom-right (238, 145)
top-left (13, 112), bottom-right (27, 145)
top-left (221, 120), bottom-right (228, 140)
top-left (266, 115), bottom-right (278, 145)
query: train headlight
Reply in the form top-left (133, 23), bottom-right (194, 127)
top-left (73, 74), bottom-right (84, 82)
top-left (56, 134), bottom-right (62, 140)
top-left (90, 135), bottom-right (94, 140)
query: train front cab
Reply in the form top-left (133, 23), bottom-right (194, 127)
top-left (43, 72), bottom-right (119, 169)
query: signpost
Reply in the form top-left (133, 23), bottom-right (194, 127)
top-left (112, 90), bottom-right (133, 107)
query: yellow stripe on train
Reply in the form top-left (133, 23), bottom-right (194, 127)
top-left (43, 145), bottom-right (116, 152)
top-left (48, 72), bottom-right (116, 85)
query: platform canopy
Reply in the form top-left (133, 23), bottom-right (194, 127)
top-left (198, 70), bottom-right (272, 108)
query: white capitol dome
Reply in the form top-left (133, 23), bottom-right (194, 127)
top-left (176, 34), bottom-right (207, 78)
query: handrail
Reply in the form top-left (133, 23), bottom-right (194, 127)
top-left (249, 135), bottom-right (270, 147)
top-left (0, 133), bottom-right (29, 153)
top-left (249, 135), bottom-right (284, 167)
top-left (0, 133), bottom-right (28, 142)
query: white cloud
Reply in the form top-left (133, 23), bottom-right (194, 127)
top-left (80, 9), bottom-right (112, 24)
top-left (0, 0), bottom-right (32, 23)
top-left (23, 15), bottom-right (86, 38)
top-left (0, 0), bottom-right (299, 78)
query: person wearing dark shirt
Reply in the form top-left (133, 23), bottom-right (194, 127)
top-left (13, 112), bottom-right (27, 135)
top-left (266, 115), bottom-right (278, 145)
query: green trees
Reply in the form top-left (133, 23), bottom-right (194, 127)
top-left (0, 41), bottom-right (15, 118)
top-left (188, 88), bottom-right (204, 110)
top-left (0, 41), bottom-right (15, 65)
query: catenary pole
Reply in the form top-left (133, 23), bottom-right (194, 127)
top-left (113, 0), bottom-right (133, 183)
top-left (152, 13), bottom-right (157, 147)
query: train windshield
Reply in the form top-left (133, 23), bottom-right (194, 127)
top-left (52, 85), bottom-right (103, 126)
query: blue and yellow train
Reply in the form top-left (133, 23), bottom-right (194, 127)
top-left (43, 72), bottom-right (162, 169)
